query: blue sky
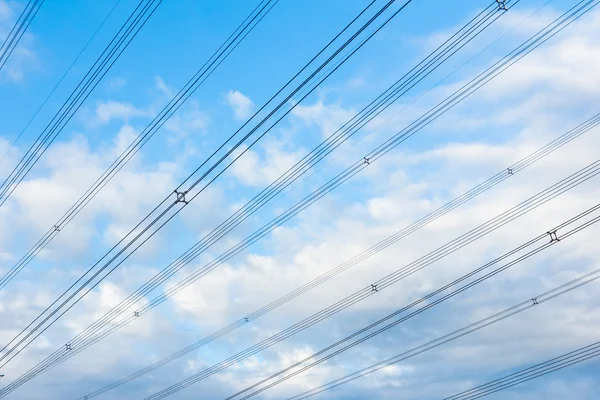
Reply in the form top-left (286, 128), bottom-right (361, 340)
top-left (1, 0), bottom-right (600, 399)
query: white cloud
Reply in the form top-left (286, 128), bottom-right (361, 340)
top-left (0, 0), bottom-right (39, 82)
top-left (228, 139), bottom-right (305, 187)
top-left (226, 90), bottom-right (255, 120)
top-left (106, 76), bottom-right (127, 91)
top-left (93, 100), bottom-right (151, 126)
top-left (2, 5), bottom-right (600, 400)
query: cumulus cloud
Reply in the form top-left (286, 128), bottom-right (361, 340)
top-left (92, 100), bottom-right (151, 126)
top-left (2, 5), bottom-right (600, 400)
top-left (228, 139), bottom-right (306, 187)
top-left (226, 89), bottom-right (255, 120)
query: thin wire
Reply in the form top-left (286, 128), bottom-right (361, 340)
top-left (2, 4), bottom-right (516, 395)
top-left (285, 267), bottom-right (600, 400)
top-left (0, 0), bottom-right (43, 72)
top-left (4, 1), bottom-right (592, 390)
top-left (0, 0), bottom-right (276, 292)
top-left (446, 342), bottom-right (600, 399)
top-left (0, 0), bottom-right (412, 374)
top-left (138, 164), bottom-right (600, 399)
top-left (228, 205), bottom-right (600, 400)
top-left (0, 0), bottom-right (122, 168)
top-left (0, 0), bottom-right (161, 207)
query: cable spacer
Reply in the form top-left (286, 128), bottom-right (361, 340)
top-left (496, 0), bottom-right (508, 10)
top-left (65, 344), bottom-right (72, 351)
top-left (53, 225), bottom-right (60, 232)
top-left (174, 190), bottom-right (189, 205)
top-left (363, 157), bottom-right (370, 165)
top-left (134, 311), bottom-right (140, 317)
top-left (507, 168), bottom-right (514, 175)
top-left (532, 297), bottom-right (539, 305)
top-left (547, 230), bottom-right (560, 243)
top-left (244, 317), bottom-right (249, 323)
top-left (371, 284), bottom-right (378, 292)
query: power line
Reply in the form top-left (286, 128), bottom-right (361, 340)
top-left (136, 160), bottom-right (600, 399)
top-left (0, 0), bottom-right (43, 72)
top-left (70, 0), bottom-right (597, 363)
top-left (2, 0), bottom-right (590, 391)
top-left (0, 0), bottom-right (161, 207)
top-left (0, 0), bottom-right (276, 292)
top-left (226, 203), bottom-right (600, 400)
top-left (75, 110), bottom-right (600, 400)
top-left (284, 261), bottom-right (600, 400)
top-left (0, 2), bottom-right (517, 394)
top-left (445, 341), bottom-right (600, 399)
top-left (0, 0), bottom-right (122, 169)
top-left (0, 0), bottom-right (412, 374)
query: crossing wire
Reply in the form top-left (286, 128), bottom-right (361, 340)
top-left (137, 161), bottom-right (600, 399)
top-left (0, 0), bottom-right (160, 207)
top-left (226, 203), bottom-right (600, 400)
top-left (0, 0), bottom-right (413, 373)
top-left (0, 0), bottom-right (277, 292)
top-left (284, 260), bottom-right (600, 400)
top-left (0, 0), bottom-right (43, 72)
top-left (76, 111), bottom-right (600, 400)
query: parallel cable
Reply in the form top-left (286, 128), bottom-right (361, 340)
top-left (75, 110), bottom-right (600, 400)
top-left (137, 160), bottom-right (600, 399)
top-left (0, 0), bottom-right (161, 207)
top-left (445, 341), bottom-right (600, 399)
top-left (0, 0), bottom-right (413, 374)
top-left (4, 1), bottom-right (592, 391)
top-left (0, 3), bottom-right (520, 393)
top-left (227, 204), bottom-right (600, 400)
top-left (285, 263), bottom-right (600, 400)
top-left (0, 0), bottom-right (276, 292)
top-left (0, 0), bottom-right (43, 72)
top-left (0, 0), bottom-right (122, 168)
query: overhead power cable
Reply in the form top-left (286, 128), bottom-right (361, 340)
top-left (444, 340), bottom-right (600, 399)
top-left (0, 0), bottom-right (161, 207)
top-left (0, 0), bottom-right (43, 72)
top-left (226, 203), bottom-right (600, 400)
top-left (0, 0), bottom-right (276, 292)
top-left (0, 1), bottom-right (519, 393)
top-left (0, 0), bottom-right (413, 373)
top-left (0, 0), bottom-right (122, 169)
top-left (75, 110), bottom-right (600, 400)
top-left (284, 261), bottom-right (600, 400)
top-left (2, 1), bottom-right (591, 391)
top-left (134, 160), bottom-right (600, 400)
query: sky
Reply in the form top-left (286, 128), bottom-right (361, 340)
top-left (0, 0), bottom-right (600, 399)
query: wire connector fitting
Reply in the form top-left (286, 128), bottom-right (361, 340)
top-left (174, 190), bottom-right (189, 205)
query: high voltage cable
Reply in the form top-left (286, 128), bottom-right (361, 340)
top-left (0, 0), bottom-right (412, 373)
top-left (0, 0), bottom-right (122, 169)
top-left (0, 0), bottom-right (43, 72)
top-left (444, 341), bottom-right (600, 399)
top-left (131, 0), bottom-right (597, 318)
top-left (133, 161), bottom-right (600, 399)
top-left (1, 0), bottom-right (589, 391)
top-left (284, 261), bottom-right (600, 400)
top-left (0, 0), bottom-right (277, 292)
top-left (0, 2), bottom-right (519, 393)
top-left (65, 0), bottom-right (597, 362)
top-left (226, 204), bottom-right (600, 400)
top-left (0, 0), bottom-right (161, 207)
top-left (73, 112), bottom-right (600, 400)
